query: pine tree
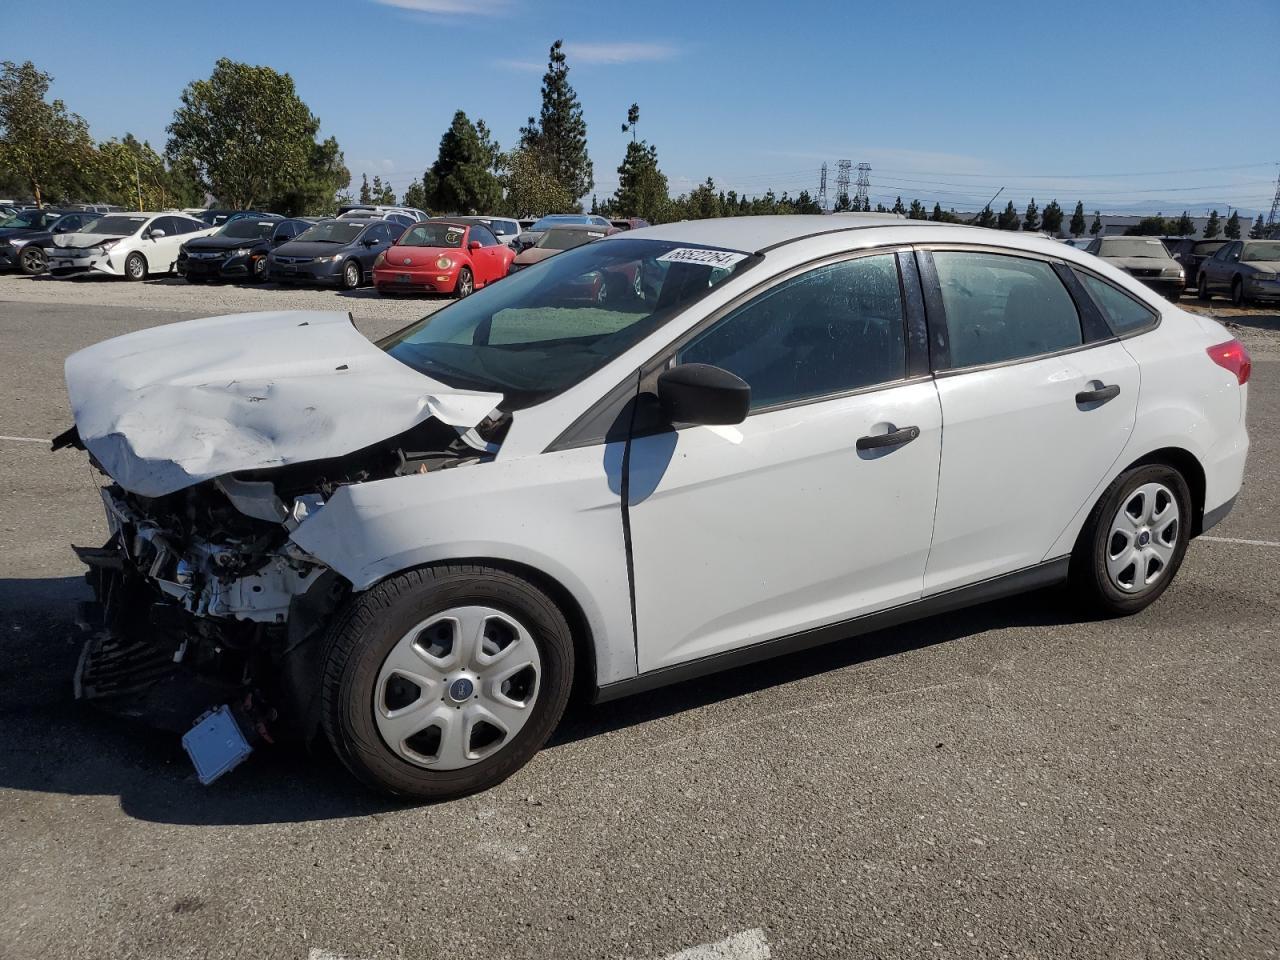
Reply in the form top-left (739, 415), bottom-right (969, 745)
top-left (973, 205), bottom-right (996, 229)
top-left (930, 202), bottom-right (944, 221)
top-left (997, 201), bottom-right (1020, 230)
top-left (1041, 200), bottom-right (1064, 236)
top-left (1069, 201), bottom-right (1086, 237)
top-left (425, 110), bottom-right (503, 214)
top-left (1090, 211), bottom-right (1103, 236)
top-left (1022, 198), bottom-right (1040, 232)
top-left (358, 173), bottom-right (371, 203)
top-left (612, 104), bottom-right (669, 223)
top-left (1204, 209), bottom-right (1221, 239)
top-left (371, 175), bottom-right (395, 204)
top-left (891, 195), bottom-right (906, 215)
top-left (908, 199), bottom-right (927, 219)
top-left (1225, 211), bottom-right (1241, 239)
top-left (1249, 214), bottom-right (1266, 239)
top-left (1174, 210), bottom-right (1194, 237)
top-left (519, 39), bottom-right (593, 203)
top-left (833, 192), bottom-right (851, 212)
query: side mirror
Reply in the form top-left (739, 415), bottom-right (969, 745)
top-left (469, 240), bottom-right (482, 251)
top-left (657, 364), bottom-right (751, 426)
top-left (149, 229), bottom-right (166, 239)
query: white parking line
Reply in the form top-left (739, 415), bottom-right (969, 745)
top-left (659, 929), bottom-right (771, 960)
top-left (0, 435), bottom-right (48, 444)
top-left (1201, 535), bottom-right (1280, 548)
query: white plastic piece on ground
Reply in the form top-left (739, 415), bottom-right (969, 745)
top-left (659, 928), bottom-right (771, 960)
top-left (64, 310), bottom-right (502, 497)
top-left (182, 705), bottom-right (253, 785)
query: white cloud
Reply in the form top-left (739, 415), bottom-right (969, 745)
top-left (563, 42), bottom-right (680, 64)
top-left (372, 0), bottom-right (513, 16)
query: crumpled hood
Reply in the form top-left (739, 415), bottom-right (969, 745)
top-left (64, 310), bottom-right (503, 497)
top-left (50, 231), bottom-right (130, 248)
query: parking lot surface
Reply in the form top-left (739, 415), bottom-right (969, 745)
top-left (1, 274), bottom-right (1278, 959)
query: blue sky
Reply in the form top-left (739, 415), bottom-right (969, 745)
top-left (12, 0), bottom-right (1280, 214)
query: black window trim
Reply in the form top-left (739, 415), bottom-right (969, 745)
top-left (915, 243), bottom-right (1108, 378)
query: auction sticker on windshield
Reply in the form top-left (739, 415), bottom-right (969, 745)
top-left (656, 247), bottom-right (749, 268)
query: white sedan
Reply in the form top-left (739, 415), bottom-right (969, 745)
top-left (47, 211), bottom-right (215, 280)
top-left (58, 215), bottom-right (1250, 798)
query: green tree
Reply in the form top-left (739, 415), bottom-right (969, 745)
top-left (474, 118), bottom-right (502, 173)
top-left (1249, 214), bottom-right (1266, 239)
top-left (683, 177), bottom-right (722, 220)
top-left (1090, 211), bottom-right (1103, 236)
top-left (519, 40), bottom-right (592, 203)
top-left (833, 192), bottom-right (852, 212)
top-left (1041, 199), bottom-right (1064, 236)
top-left (0, 60), bottom-right (96, 205)
top-left (1224, 211), bottom-right (1241, 239)
top-left (167, 58), bottom-right (338, 209)
top-left (907, 199), bottom-right (927, 220)
top-left (973, 205), bottom-right (997, 229)
top-left (1022, 198), bottom-right (1040, 232)
top-left (891, 195), bottom-right (906, 215)
top-left (793, 189), bottom-right (821, 214)
top-left (358, 173), bottom-right (371, 204)
top-left (264, 135), bottom-right (349, 216)
top-left (402, 179), bottom-right (428, 211)
top-left (93, 134), bottom-right (173, 210)
top-left (370, 175), bottom-right (395, 204)
top-left (1069, 201), bottom-right (1086, 237)
top-left (611, 104), bottom-right (670, 222)
top-left (1174, 210), bottom-right (1194, 237)
top-left (425, 110), bottom-right (503, 214)
top-left (997, 200), bottom-right (1020, 230)
top-left (1124, 216), bottom-right (1170, 236)
top-left (1204, 209), bottom-right (1221, 239)
top-left (501, 146), bottom-right (572, 217)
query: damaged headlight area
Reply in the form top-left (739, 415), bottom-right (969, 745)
top-left (67, 411), bottom-right (510, 774)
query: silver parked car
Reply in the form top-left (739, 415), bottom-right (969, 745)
top-left (1195, 239), bottom-right (1280, 306)
top-left (1086, 236), bottom-right (1185, 301)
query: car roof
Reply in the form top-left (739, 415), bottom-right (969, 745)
top-left (604, 214), bottom-right (968, 253)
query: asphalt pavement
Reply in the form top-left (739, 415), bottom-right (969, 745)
top-left (1, 277), bottom-right (1278, 960)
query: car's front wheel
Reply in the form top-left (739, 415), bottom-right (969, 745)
top-left (1198, 272), bottom-right (1211, 300)
top-left (455, 267), bottom-right (474, 298)
top-left (124, 252), bottom-right (148, 281)
top-left (321, 564), bottom-right (575, 800)
top-left (341, 259), bottom-right (361, 290)
top-left (1071, 463), bottom-right (1192, 616)
top-left (19, 245), bottom-right (46, 275)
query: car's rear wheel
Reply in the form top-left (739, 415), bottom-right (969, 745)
top-left (1231, 276), bottom-right (1247, 307)
top-left (320, 564), bottom-right (574, 800)
top-left (19, 245), bottom-right (46, 275)
top-left (1198, 272), bottom-right (1211, 300)
top-left (124, 252), bottom-right (147, 281)
top-left (455, 267), bottom-right (474, 298)
top-left (341, 259), bottom-right (361, 290)
top-left (1071, 463), bottom-right (1191, 616)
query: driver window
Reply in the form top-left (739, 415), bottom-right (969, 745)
top-left (677, 254), bottom-right (907, 411)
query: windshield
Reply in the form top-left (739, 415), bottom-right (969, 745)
top-left (1193, 241), bottom-right (1228, 256)
top-left (1241, 242), bottom-right (1280, 262)
top-left (398, 223), bottom-right (465, 248)
top-left (1099, 238), bottom-right (1173, 259)
top-left (531, 215), bottom-right (592, 231)
top-left (382, 238), bottom-right (757, 406)
top-left (217, 219), bottom-right (276, 240)
top-left (538, 228), bottom-right (607, 251)
top-left (81, 215), bottom-right (148, 236)
top-left (295, 221), bottom-right (364, 244)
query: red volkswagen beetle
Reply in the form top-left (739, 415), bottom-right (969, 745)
top-left (373, 220), bottom-right (514, 297)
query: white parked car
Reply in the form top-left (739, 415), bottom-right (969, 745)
top-left (47, 212), bottom-right (215, 280)
top-left (58, 215), bottom-right (1250, 799)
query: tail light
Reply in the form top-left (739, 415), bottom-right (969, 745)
top-left (1207, 338), bottom-right (1251, 385)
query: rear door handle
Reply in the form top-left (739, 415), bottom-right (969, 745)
top-left (1075, 384), bottom-right (1121, 405)
top-left (856, 425), bottom-right (920, 451)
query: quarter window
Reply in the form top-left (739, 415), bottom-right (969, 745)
top-left (932, 251), bottom-right (1082, 368)
top-left (677, 254), bottom-right (907, 411)
top-left (1079, 273), bottom-right (1158, 335)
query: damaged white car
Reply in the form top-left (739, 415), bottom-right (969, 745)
top-left (58, 215), bottom-right (1250, 800)
top-left (48, 211), bottom-right (215, 280)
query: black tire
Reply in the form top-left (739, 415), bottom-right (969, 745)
top-left (320, 563), bottom-right (575, 801)
top-left (455, 267), bottom-right (474, 298)
top-left (124, 251), bottom-right (147, 282)
top-left (1070, 463), bottom-right (1192, 616)
top-left (19, 245), bottom-right (46, 275)
top-left (1230, 276), bottom-right (1246, 307)
top-left (249, 256), bottom-right (267, 283)
top-left (341, 259), bottom-right (361, 290)
top-left (1197, 272), bottom-right (1211, 300)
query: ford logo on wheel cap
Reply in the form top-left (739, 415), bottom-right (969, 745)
top-left (449, 677), bottom-right (475, 701)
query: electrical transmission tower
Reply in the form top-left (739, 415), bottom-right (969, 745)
top-left (1267, 162), bottom-right (1280, 234)
top-left (835, 160), bottom-right (851, 208)
top-left (817, 163), bottom-right (828, 211)
top-left (855, 162), bottom-right (871, 211)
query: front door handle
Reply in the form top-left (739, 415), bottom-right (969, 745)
top-left (1075, 384), bottom-right (1121, 405)
top-left (856, 425), bottom-right (920, 451)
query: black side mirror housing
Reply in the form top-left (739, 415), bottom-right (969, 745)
top-left (657, 364), bottom-right (751, 426)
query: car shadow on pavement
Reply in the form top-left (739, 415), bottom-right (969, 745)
top-left (1222, 312), bottom-right (1280, 334)
top-left (0, 575), bottom-right (1091, 826)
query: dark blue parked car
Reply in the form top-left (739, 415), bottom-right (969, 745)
top-left (0, 209), bottom-right (102, 274)
top-left (266, 218), bottom-right (401, 289)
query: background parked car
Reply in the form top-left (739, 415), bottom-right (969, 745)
top-left (1086, 236), bottom-right (1185, 300)
top-left (1062, 237), bottom-right (1093, 250)
top-left (1196, 239), bottom-right (1280, 305)
top-left (610, 217), bottom-right (651, 231)
top-left (0, 209), bottom-right (101, 274)
top-left (178, 216), bottom-right (314, 283)
top-left (340, 209), bottom-right (417, 229)
top-left (338, 203), bottom-right (430, 223)
top-left (267, 218), bottom-right (400, 289)
top-left (508, 224), bottom-right (617, 274)
top-left (513, 213), bottom-right (613, 251)
top-left (373, 219), bottom-right (514, 297)
top-left (451, 215), bottom-right (521, 246)
top-left (1174, 239), bottom-right (1230, 287)
top-left (46, 212), bottom-right (215, 280)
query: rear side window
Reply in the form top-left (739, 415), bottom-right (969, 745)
top-left (1078, 273), bottom-right (1158, 336)
top-left (678, 254), bottom-right (907, 411)
top-left (932, 251), bottom-right (1082, 368)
